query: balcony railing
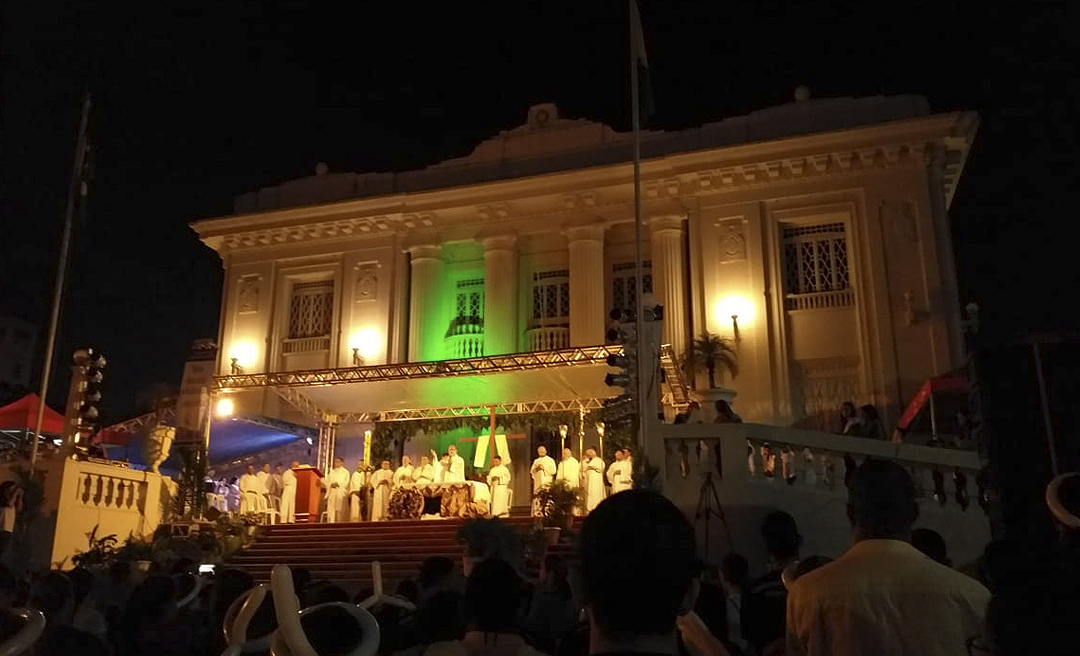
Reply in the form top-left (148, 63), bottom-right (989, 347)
top-left (445, 316), bottom-right (484, 359)
top-left (282, 335), bottom-right (331, 354)
top-left (526, 325), bottom-right (570, 352)
top-left (785, 289), bottom-right (855, 311)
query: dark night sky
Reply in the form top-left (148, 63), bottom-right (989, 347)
top-left (2, 0), bottom-right (1077, 422)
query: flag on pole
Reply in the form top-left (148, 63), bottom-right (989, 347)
top-left (630, 0), bottom-right (655, 120)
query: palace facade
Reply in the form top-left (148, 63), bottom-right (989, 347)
top-left (194, 94), bottom-right (975, 439)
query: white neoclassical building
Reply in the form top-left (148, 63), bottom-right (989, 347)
top-left (194, 95), bottom-right (975, 436)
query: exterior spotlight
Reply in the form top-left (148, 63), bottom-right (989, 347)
top-left (215, 397), bottom-right (235, 418)
top-left (352, 347), bottom-right (363, 367)
top-left (732, 314), bottom-right (740, 342)
top-left (306, 436), bottom-right (314, 446)
top-left (230, 357), bottom-right (243, 375)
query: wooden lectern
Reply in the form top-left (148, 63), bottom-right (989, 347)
top-left (292, 466), bottom-right (324, 523)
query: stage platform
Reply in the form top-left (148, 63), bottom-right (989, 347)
top-left (227, 515), bottom-right (579, 592)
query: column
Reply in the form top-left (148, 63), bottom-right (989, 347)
top-left (483, 235), bottom-right (518, 355)
top-left (567, 225), bottom-right (606, 346)
top-left (649, 215), bottom-right (689, 358)
top-left (407, 244), bottom-right (444, 362)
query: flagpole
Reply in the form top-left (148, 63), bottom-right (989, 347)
top-left (629, 0), bottom-right (646, 455)
top-left (30, 92), bottom-right (92, 469)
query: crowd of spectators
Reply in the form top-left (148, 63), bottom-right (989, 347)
top-left (0, 459), bottom-right (1077, 656)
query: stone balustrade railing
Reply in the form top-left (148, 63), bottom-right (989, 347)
top-left (282, 336), bottom-right (331, 354)
top-left (74, 469), bottom-right (144, 513)
top-left (445, 332), bottom-right (484, 359)
top-left (655, 421), bottom-right (990, 568)
top-left (526, 325), bottom-right (570, 352)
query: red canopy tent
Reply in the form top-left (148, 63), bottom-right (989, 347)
top-left (0, 394), bottom-right (65, 435)
top-left (897, 370), bottom-right (969, 440)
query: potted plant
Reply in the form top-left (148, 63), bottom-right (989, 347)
top-left (71, 526), bottom-right (119, 571)
top-left (686, 331), bottom-right (739, 420)
top-left (115, 536), bottom-right (155, 576)
top-left (535, 479), bottom-right (584, 543)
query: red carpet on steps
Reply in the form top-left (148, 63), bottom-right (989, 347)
top-left (227, 516), bottom-right (580, 590)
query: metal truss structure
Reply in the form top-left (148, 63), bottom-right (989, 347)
top-left (103, 406), bottom-right (177, 434)
top-left (212, 345), bottom-right (621, 391)
top-left (212, 343), bottom-right (692, 425)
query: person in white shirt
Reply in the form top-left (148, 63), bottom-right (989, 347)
top-left (393, 456), bottom-right (415, 486)
top-left (607, 449), bottom-right (633, 494)
top-left (323, 457), bottom-right (351, 523)
top-left (487, 455), bottom-right (512, 517)
top-left (239, 465), bottom-right (264, 513)
top-left (226, 476), bottom-right (240, 512)
top-left (786, 459), bottom-right (991, 656)
top-left (530, 445), bottom-right (556, 517)
top-left (256, 463), bottom-right (273, 507)
top-left (413, 455), bottom-right (435, 484)
top-left (431, 451), bottom-right (451, 483)
top-left (349, 460), bottom-right (368, 522)
top-left (556, 447), bottom-right (581, 515)
top-left (279, 461), bottom-right (298, 523)
top-left (581, 447), bottom-right (605, 512)
top-left (446, 445), bottom-right (466, 483)
top-left (369, 460), bottom-right (394, 521)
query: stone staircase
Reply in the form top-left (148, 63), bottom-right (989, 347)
top-left (228, 516), bottom-right (578, 591)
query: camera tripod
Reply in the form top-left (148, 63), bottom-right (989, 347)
top-left (694, 472), bottom-right (733, 562)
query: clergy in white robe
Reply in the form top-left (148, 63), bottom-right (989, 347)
top-left (413, 456), bottom-right (435, 484)
top-left (280, 461), bottom-right (298, 523)
top-left (239, 465), bottom-right (264, 513)
top-left (349, 460), bottom-right (367, 522)
top-left (530, 446), bottom-right (556, 517)
top-left (226, 478), bottom-right (241, 512)
top-left (556, 448), bottom-right (581, 488)
top-left (487, 456), bottom-right (512, 517)
top-left (270, 465), bottom-right (285, 499)
top-left (323, 458), bottom-right (351, 523)
top-left (256, 464), bottom-right (273, 507)
top-left (582, 448), bottom-right (605, 512)
top-left (607, 449), bottom-right (633, 494)
top-left (369, 460), bottom-right (394, 521)
top-left (393, 456), bottom-right (415, 487)
top-left (446, 445), bottom-right (466, 483)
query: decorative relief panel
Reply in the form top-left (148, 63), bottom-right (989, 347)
top-left (718, 219), bottom-right (746, 262)
top-left (237, 276), bottom-right (261, 314)
top-left (354, 264), bottom-right (379, 302)
top-left (880, 200), bottom-right (918, 244)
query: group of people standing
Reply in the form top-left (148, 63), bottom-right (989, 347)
top-left (235, 461), bottom-right (299, 522)
top-left (323, 445), bottom-right (470, 522)
top-left (529, 445), bottom-right (634, 516)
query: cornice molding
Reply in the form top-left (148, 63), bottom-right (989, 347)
top-left (196, 113), bottom-right (976, 254)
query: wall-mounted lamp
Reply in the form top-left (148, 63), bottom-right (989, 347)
top-left (731, 314), bottom-right (741, 342)
top-left (352, 348), bottom-right (364, 367)
top-left (215, 397), bottom-right (236, 418)
top-left (230, 358), bottom-right (243, 375)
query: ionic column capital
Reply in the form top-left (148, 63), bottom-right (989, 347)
top-left (406, 243), bottom-right (443, 261)
top-left (481, 234), bottom-right (518, 252)
top-left (565, 224), bottom-right (606, 243)
top-left (648, 214), bottom-right (687, 235)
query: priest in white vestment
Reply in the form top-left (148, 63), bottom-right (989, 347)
top-left (280, 461), bottom-right (298, 523)
top-left (323, 457), bottom-right (351, 523)
top-left (413, 455), bottom-right (435, 484)
top-left (270, 464), bottom-right (285, 502)
top-left (446, 445), bottom-right (466, 483)
top-left (369, 460), bottom-right (394, 521)
top-left (582, 447), bottom-right (606, 512)
top-left (530, 445), bottom-right (556, 517)
top-left (393, 456), bottom-right (415, 487)
top-left (239, 465), bottom-right (265, 513)
top-left (556, 448), bottom-right (581, 514)
top-left (256, 464), bottom-right (273, 508)
top-left (349, 460), bottom-right (367, 522)
top-left (607, 449), bottom-right (633, 494)
top-left (487, 455), bottom-right (511, 517)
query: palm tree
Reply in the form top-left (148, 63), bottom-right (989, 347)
top-left (687, 332), bottom-right (738, 388)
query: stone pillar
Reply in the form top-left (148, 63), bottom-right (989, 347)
top-left (650, 215), bottom-right (689, 358)
top-left (567, 225), bottom-right (606, 346)
top-left (407, 244), bottom-right (444, 362)
top-left (483, 235), bottom-right (518, 355)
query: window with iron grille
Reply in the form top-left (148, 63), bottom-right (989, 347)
top-left (455, 278), bottom-right (485, 319)
top-left (782, 223), bottom-right (851, 299)
top-left (531, 270), bottom-right (570, 323)
top-left (287, 280), bottom-right (335, 339)
top-left (611, 261), bottom-right (652, 314)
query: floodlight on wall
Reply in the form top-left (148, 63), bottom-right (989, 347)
top-left (716, 295), bottom-right (753, 342)
top-left (215, 397), bottom-right (236, 418)
top-left (731, 315), bottom-right (741, 342)
top-left (230, 358), bottom-right (242, 375)
top-left (350, 327), bottom-right (381, 363)
top-left (229, 341), bottom-right (258, 374)
top-left (352, 348), bottom-right (363, 367)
